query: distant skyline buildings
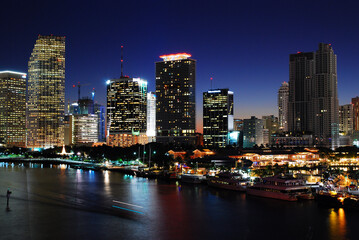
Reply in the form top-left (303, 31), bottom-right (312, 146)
top-left (203, 89), bottom-right (234, 148)
top-left (26, 35), bottom-right (65, 149)
top-left (155, 53), bottom-right (196, 145)
top-left (146, 92), bottom-right (156, 142)
top-left (0, 71), bottom-right (27, 147)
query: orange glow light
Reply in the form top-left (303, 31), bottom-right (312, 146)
top-left (159, 53), bottom-right (191, 61)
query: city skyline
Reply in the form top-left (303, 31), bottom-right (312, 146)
top-left (2, 1), bottom-right (359, 133)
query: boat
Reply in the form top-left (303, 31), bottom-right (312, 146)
top-left (207, 172), bottom-right (249, 191)
top-left (246, 175), bottom-right (314, 201)
top-left (181, 173), bottom-right (206, 184)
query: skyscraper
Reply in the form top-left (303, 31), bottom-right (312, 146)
top-left (147, 92), bottom-right (156, 142)
top-left (288, 43), bottom-right (339, 148)
top-left (278, 81), bottom-right (289, 131)
top-left (203, 89), bottom-right (233, 148)
top-left (27, 35), bottom-right (65, 149)
top-left (352, 97), bottom-right (359, 131)
top-left (107, 77), bottom-right (147, 147)
top-left (288, 52), bottom-right (314, 134)
top-left (0, 71), bottom-right (27, 147)
top-left (312, 43), bottom-right (339, 148)
top-left (156, 53), bottom-right (196, 145)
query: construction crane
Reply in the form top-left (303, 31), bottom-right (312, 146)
top-left (72, 82), bottom-right (90, 101)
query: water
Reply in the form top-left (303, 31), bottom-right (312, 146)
top-left (0, 162), bottom-right (357, 240)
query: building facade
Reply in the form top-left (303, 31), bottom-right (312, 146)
top-left (243, 116), bottom-right (264, 148)
top-left (278, 81), bottom-right (289, 132)
top-left (27, 35), bottom-right (65, 149)
top-left (155, 53), bottom-right (196, 145)
top-left (203, 89), bottom-right (234, 148)
top-left (107, 77), bottom-right (147, 147)
top-left (352, 97), bottom-right (359, 131)
top-left (339, 104), bottom-right (353, 136)
top-left (0, 71), bottom-right (27, 147)
top-left (147, 92), bottom-right (156, 142)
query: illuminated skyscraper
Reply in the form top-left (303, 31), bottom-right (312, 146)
top-left (147, 92), bottom-right (156, 142)
top-left (278, 81), bottom-right (289, 131)
top-left (107, 77), bottom-right (147, 147)
top-left (203, 89), bottom-right (233, 148)
top-left (312, 43), bottom-right (339, 148)
top-left (0, 71), bottom-right (27, 147)
top-left (156, 53), bottom-right (196, 145)
top-left (27, 35), bottom-right (65, 149)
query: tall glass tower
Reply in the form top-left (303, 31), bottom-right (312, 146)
top-left (203, 89), bottom-right (233, 148)
top-left (27, 35), bottom-right (65, 149)
top-left (155, 53), bottom-right (196, 145)
top-left (0, 71), bottom-right (27, 147)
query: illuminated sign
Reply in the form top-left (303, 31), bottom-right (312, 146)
top-left (159, 53), bottom-right (191, 61)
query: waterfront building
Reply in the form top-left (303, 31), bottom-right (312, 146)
top-left (278, 82), bottom-right (289, 131)
top-left (107, 77), bottom-right (147, 147)
top-left (272, 135), bottom-right (313, 148)
top-left (147, 92), bottom-right (156, 142)
top-left (352, 97), bottom-right (359, 131)
top-left (243, 116), bottom-right (264, 148)
top-left (0, 71), bottom-right (27, 147)
top-left (339, 104), bottom-right (353, 136)
top-left (27, 35), bottom-right (65, 149)
top-left (203, 89), bottom-right (234, 148)
top-left (155, 53), bottom-right (196, 145)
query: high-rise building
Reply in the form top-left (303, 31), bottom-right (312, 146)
top-left (278, 81), bottom-right (289, 131)
top-left (107, 77), bottom-right (147, 147)
top-left (78, 97), bottom-right (94, 114)
top-left (288, 43), bottom-right (339, 148)
top-left (288, 52), bottom-right (314, 134)
top-left (147, 92), bottom-right (156, 142)
top-left (262, 115), bottom-right (279, 135)
top-left (0, 71), bottom-right (27, 147)
top-left (27, 35), bottom-right (65, 149)
top-left (243, 116), bottom-right (264, 148)
top-left (339, 104), bottom-right (353, 136)
top-left (64, 114), bottom-right (98, 145)
top-left (155, 53), bottom-right (196, 145)
top-left (95, 103), bottom-right (106, 142)
top-left (312, 43), bottom-right (339, 148)
top-left (203, 89), bottom-right (234, 148)
top-left (352, 97), bottom-right (359, 131)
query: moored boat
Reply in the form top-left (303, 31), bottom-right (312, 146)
top-left (181, 173), bottom-right (206, 184)
top-left (247, 175), bottom-right (314, 201)
top-left (207, 172), bottom-right (249, 191)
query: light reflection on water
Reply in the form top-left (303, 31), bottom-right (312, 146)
top-left (0, 162), bottom-right (357, 240)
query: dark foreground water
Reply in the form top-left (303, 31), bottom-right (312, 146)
top-left (0, 162), bottom-right (357, 240)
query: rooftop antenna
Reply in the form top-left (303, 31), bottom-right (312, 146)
top-left (121, 45), bottom-right (124, 78)
top-left (77, 82), bottom-right (81, 102)
top-left (210, 77), bottom-right (213, 90)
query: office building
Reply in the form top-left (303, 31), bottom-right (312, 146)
top-left (27, 35), bottom-right (65, 149)
top-left (156, 53), bottom-right (196, 145)
top-left (203, 89), bottom-right (234, 148)
top-left (0, 71), bottom-right (27, 147)
top-left (243, 116), bottom-right (264, 148)
top-left (278, 81), bottom-right (289, 131)
top-left (107, 77), bottom-right (147, 147)
top-left (64, 114), bottom-right (98, 145)
top-left (352, 97), bottom-right (359, 131)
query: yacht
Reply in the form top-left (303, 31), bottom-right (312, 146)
top-left (181, 173), bottom-right (206, 184)
top-left (207, 172), bottom-right (249, 191)
top-left (246, 175), bottom-right (314, 201)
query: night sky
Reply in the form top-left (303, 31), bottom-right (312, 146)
top-left (2, 0), bottom-right (359, 132)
